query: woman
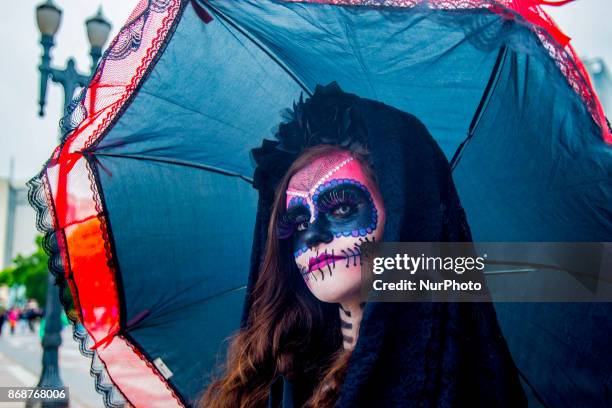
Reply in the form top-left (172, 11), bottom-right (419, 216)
top-left (8, 307), bottom-right (19, 335)
top-left (201, 83), bottom-right (526, 407)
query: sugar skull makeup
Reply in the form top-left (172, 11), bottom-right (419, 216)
top-left (279, 150), bottom-right (385, 303)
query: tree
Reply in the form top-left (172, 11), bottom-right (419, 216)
top-left (0, 235), bottom-right (49, 306)
top-left (1, 235), bottom-right (76, 317)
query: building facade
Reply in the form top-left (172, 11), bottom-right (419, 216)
top-left (0, 178), bottom-right (37, 307)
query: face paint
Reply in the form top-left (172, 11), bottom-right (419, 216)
top-left (279, 151), bottom-right (386, 303)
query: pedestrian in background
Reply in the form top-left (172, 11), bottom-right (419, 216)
top-left (0, 306), bottom-right (6, 336)
top-left (25, 299), bottom-right (41, 333)
top-left (8, 307), bottom-right (19, 335)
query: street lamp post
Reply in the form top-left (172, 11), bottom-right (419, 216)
top-left (33, 2), bottom-right (111, 406)
top-left (37, 1), bottom-right (111, 119)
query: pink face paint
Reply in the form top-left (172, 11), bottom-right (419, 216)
top-left (283, 150), bottom-right (386, 304)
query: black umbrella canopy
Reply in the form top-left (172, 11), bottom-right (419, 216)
top-left (28, 0), bottom-right (611, 406)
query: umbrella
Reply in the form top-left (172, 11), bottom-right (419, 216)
top-left (28, 0), bottom-right (611, 407)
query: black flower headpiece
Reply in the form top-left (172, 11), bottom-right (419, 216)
top-left (251, 82), bottom-right (369, 192)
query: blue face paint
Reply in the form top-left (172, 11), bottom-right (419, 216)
top-left (278, 196), bottom-right (311, 240)
top-left (278, 179), bottom-right (378, 257)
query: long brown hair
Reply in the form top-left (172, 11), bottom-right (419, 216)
top-left (200, 145), bottom-right (377, 408)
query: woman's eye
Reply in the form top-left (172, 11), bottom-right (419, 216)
top-left (332, 204), bottom-right (353, 217)
top-left (296, 221), bottom-right (309, 232)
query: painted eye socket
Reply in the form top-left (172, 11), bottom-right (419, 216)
top-left (296, 221), bottom-right (309, 232)
top-left (332, 204), bottom-right (354, 217)
top-left (278, 207), bottom-right (310, 239)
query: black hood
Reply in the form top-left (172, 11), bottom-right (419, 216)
top-left (247, 82), bottom-right (526, 407)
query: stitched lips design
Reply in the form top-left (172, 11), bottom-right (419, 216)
top-left (308, 253), bottom-right (344, 272)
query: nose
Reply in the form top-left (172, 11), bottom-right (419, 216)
top-left (303, 224), bottom-right (334, 249)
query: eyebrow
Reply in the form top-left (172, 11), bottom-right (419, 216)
top-left (314, 181), bottom-right (366, 203)
top-left (286, 202), bottom-right (310, 216)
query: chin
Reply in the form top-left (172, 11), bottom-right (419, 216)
top-left (307, 266), bottom-right (362, 303)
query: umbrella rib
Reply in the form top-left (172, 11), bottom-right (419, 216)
top-left (200, 0), bottom-right (312, 97)
top-left (141, 278), bottom-right (225, 320)
top-left (89, 151), bottom-right (253, 184)
top-left (129, 280), bottom-right (209, 326)
top-left (450, 45), bottom-right (508, 170)
top-left (516, 368), bottom-right (553, 408)
top-left (126, 284), bottom-right (248, 330)
top-left (484, 259), bottom-right (611, 285)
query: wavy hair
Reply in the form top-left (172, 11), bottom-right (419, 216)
top-left (200, 144), bottom-right (379, 407)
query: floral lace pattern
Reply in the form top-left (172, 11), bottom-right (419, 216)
top-left (107, 0), bottom-right (174, 61)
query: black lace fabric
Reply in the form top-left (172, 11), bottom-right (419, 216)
top-left (27, 174), bottom-right (128, 408)
top-left (25, 0), bottom-right (186, 406)
top-left (247, 83), bottom-right (526, 406)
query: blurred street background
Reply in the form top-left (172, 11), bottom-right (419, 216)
top-left (0, 1), bottom-right (610, 407)
top-left (0, 324), bottom-right (100, 407)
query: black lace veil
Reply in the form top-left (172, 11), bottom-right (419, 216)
top-left (247, 82), bottom-right (526, 407)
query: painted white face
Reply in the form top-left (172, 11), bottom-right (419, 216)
top-left (280, 151), bottom-right (385, 303)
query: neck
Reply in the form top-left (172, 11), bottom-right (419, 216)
top-left (338, 299), bottom-right (364, 350)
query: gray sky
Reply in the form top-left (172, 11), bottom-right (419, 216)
top-left (0, 1), bottom-right (133, 181)
top-left (1, 0), bottom-right (610, 180)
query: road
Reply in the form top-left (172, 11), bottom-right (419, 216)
top-left (0, 324), bottom-right (104, 408)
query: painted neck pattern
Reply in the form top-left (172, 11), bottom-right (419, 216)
top-left (339, 302), bottom-right (365, 349)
